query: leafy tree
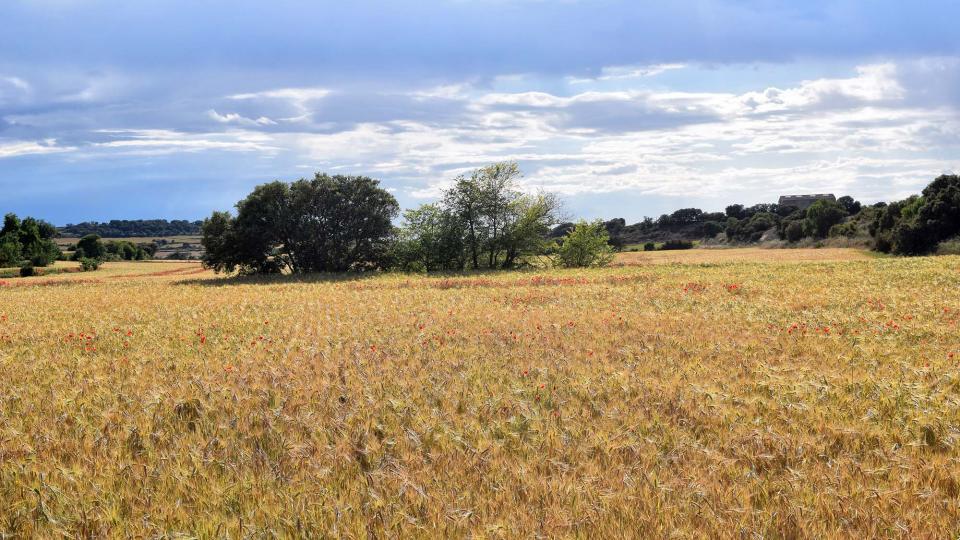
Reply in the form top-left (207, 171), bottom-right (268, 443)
top-left (804, 200), bottom-right (848, 238)
top-left (392, 204), bottom-right (465, 272)
top-left (701, 221), bottom-right (724, 238)
top-left (555, 220), bottom-right (614, 268)
top-left (873, 174), bottom-right (960, 255)
top-left (670, 208), bottom-right (703, 224)
top-left (0, 213), bottom-right (60, 267)
top-left (498, 192), bottom-right (563, 268)
top-left (837, 196), bottom-right (862, 215)
top-left (202, 173), bottom-right (400, 274)
top-left (727, 212), bottom-right (778, 242)
top-left (0, 231), bottom-right (22, 267)
top-left (725, 204), bottom-right (746, 220)
top-left (784, 220), bottom-right (805, 242)
top-left (438, 162), bottom-right (561, 269)
top-left (76, 234), bottom-right (106, 259)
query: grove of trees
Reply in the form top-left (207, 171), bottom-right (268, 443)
top-left (202, 173), bottom-right (401, 274)
top-left (201, 163), bottom-right (616, 275)
top-left (0, 213), bottom-right (61, 268)
top-left (59, 219), bottom-right (203, 238)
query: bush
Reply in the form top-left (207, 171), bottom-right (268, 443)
top-left (936, 237), bottom-right (960, 255)
top-left (30, 253), bottom-right (53, 267)
top-left (829, 221), bottom-right (858, 238)
top-left (660, 240), bottom-right (694, 250)
top-left (805, 200), bottom-right (848, 238)
top-left (643, 242), bottom-right (656, 251)
top-left (555, 220), bottom-right (614, 268)
top-left (79, 257), bottom-right (101, 272)
top-left (784, 220), bottom-right (805, 242)
top-left (19, 265), bottom-right (35, 277)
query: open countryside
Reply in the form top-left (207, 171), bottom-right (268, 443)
top-left (2, 248), bottom-right (960, 536)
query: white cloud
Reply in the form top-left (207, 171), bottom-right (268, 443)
top-left (0, 139), bottom-right (74, 159)
top-left (228, 87), bottom-right (330, 103)
top-left (568, 63), bottom-right (687, 84)
top-left (92, 129), bottom-right (280, 156)
top-left (207, 109), bottom-right (277, 126)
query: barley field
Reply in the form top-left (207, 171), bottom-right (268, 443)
top-left (1, 250), bottom-right (959, 537)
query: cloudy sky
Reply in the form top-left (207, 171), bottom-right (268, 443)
top-left (1, 0), bottom-right (958, 224)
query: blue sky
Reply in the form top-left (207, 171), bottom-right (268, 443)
top-left (1, 0), bottom-right (958, 224)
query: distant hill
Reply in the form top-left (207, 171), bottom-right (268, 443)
top-left (59, 219), bottom-right (203, 238)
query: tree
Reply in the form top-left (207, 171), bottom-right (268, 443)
top-left (556, 220), bottom-right (614, 268)
top-left (670, 208), bottom-right (704, 224)
top-left (392, 204), bottom-right (465, 272)
top-left (725, 204), bottom-right (746, 220)
top-left (837, 196), bottom-right (862, 215)
top-left (873, 174), bottom-right (960, 255)
top-left (202, 173), bottom-right (400, 274)
top-left (498, 192), bottom-right (562, 268)
top-left (804, 200), bottom-right (848, 238)
top-left (76, 234), bottom-right (106, 259)
top-left (0, 213), bottom-right (60, 267)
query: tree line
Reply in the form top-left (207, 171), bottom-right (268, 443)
top-left (59, 219), bottom-right (203, 238)
top-left (200, 163), bottom-right (613, 275)
top-left (201, 168), bottom-right (960, 275)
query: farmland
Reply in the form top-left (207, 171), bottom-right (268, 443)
top-left (1, 249), bottom-right (959, 537)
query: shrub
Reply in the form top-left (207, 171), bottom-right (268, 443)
top-left (79, 257), bottom-right (101, 272)
top-left (30, 253), bottom-right (53, 267)
top-left (643, 242), bottom-right (656, 251)
top-left (555, 220), bottom-right (614, 268)
top-left (936, 237), bottom-right (960, 255)
top-left (784, 220), bottom-right (805, 242)
top-left (829, 221), bottom-right (858, 238)
top-left (805, 200), bottom-right (848, 238)
top-left (660, 240), bottom-right (694, 250)
top-left (19, 265), bottom-right (35, 277)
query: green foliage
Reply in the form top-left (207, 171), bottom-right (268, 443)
top-left (392, 204), bottom-right (466, 272)
top-left (643, 242), bottom-right (656, 251)
top-left (59, 219), bottom-right (202, 238)
top-left (0, 213), bottom-right (61, 267)
top-left (829, 221), bottom-right (859, 238)
top-left (804, 199), bottom-right (848, 238)
top-left (555, 220), bottom-right (614, 268)
top-left (76, 234), bottom-right (106, 259)
top-left (79, 257), bottom-right (101, 272)
top-left (936, 237), bottom-right (960, 255)
top-left (837, 196), bottom-right (862, 215)
top-left (202, 173), bottom-right (400, 274)
top-left (392, 162), bottom-right (563, 271)
top-left (870, 174), bottom-right (960, 255)
top-left (784, 220), bottom-right (805, 242)
top-left (19, 265), bottom-right (35, 277)
top-left (701, 221), bottom-right (724, 238)
top-left (726, 212), bottom-right (778, 243)
top-left (660, 239), bottom-right (694, 250)
top-left (104, 239), bottom-right (151, 261)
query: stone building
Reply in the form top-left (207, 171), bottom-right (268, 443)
top-left (777, 194), bottom-right (836, 211)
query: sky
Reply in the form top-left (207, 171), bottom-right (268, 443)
top-left (1, 0), bottom-right (958, 225)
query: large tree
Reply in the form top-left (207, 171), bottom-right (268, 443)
top-left (0, 213), bottom-right (61, 267)
top-left (201, 173), bottom-right (399, 274)
top-left (875, 174), bottom-right (960, 255)
top-left (396, 162), bottom-right (564, 271)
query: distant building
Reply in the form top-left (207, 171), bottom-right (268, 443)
top-left (778, 194), bottom-right (836, 211)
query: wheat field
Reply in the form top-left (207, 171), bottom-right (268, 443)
top-left (1, 250), bottom-right (959, 537)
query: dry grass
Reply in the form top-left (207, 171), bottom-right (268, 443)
top-left (615, 246), bottom-right (875, 265)
top-left (1, 252), bottom-right (959, 537)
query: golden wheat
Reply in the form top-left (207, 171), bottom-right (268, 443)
top-left (1, 251), bottom-right (958, 537)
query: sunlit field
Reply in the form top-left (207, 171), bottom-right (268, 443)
top-left (2, 249), bottom-right (959, 537)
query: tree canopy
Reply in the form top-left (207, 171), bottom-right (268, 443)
top-left (0, 213), bottom-right (61, 267)
top-left (201, 173), bottom-right (400, 274)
